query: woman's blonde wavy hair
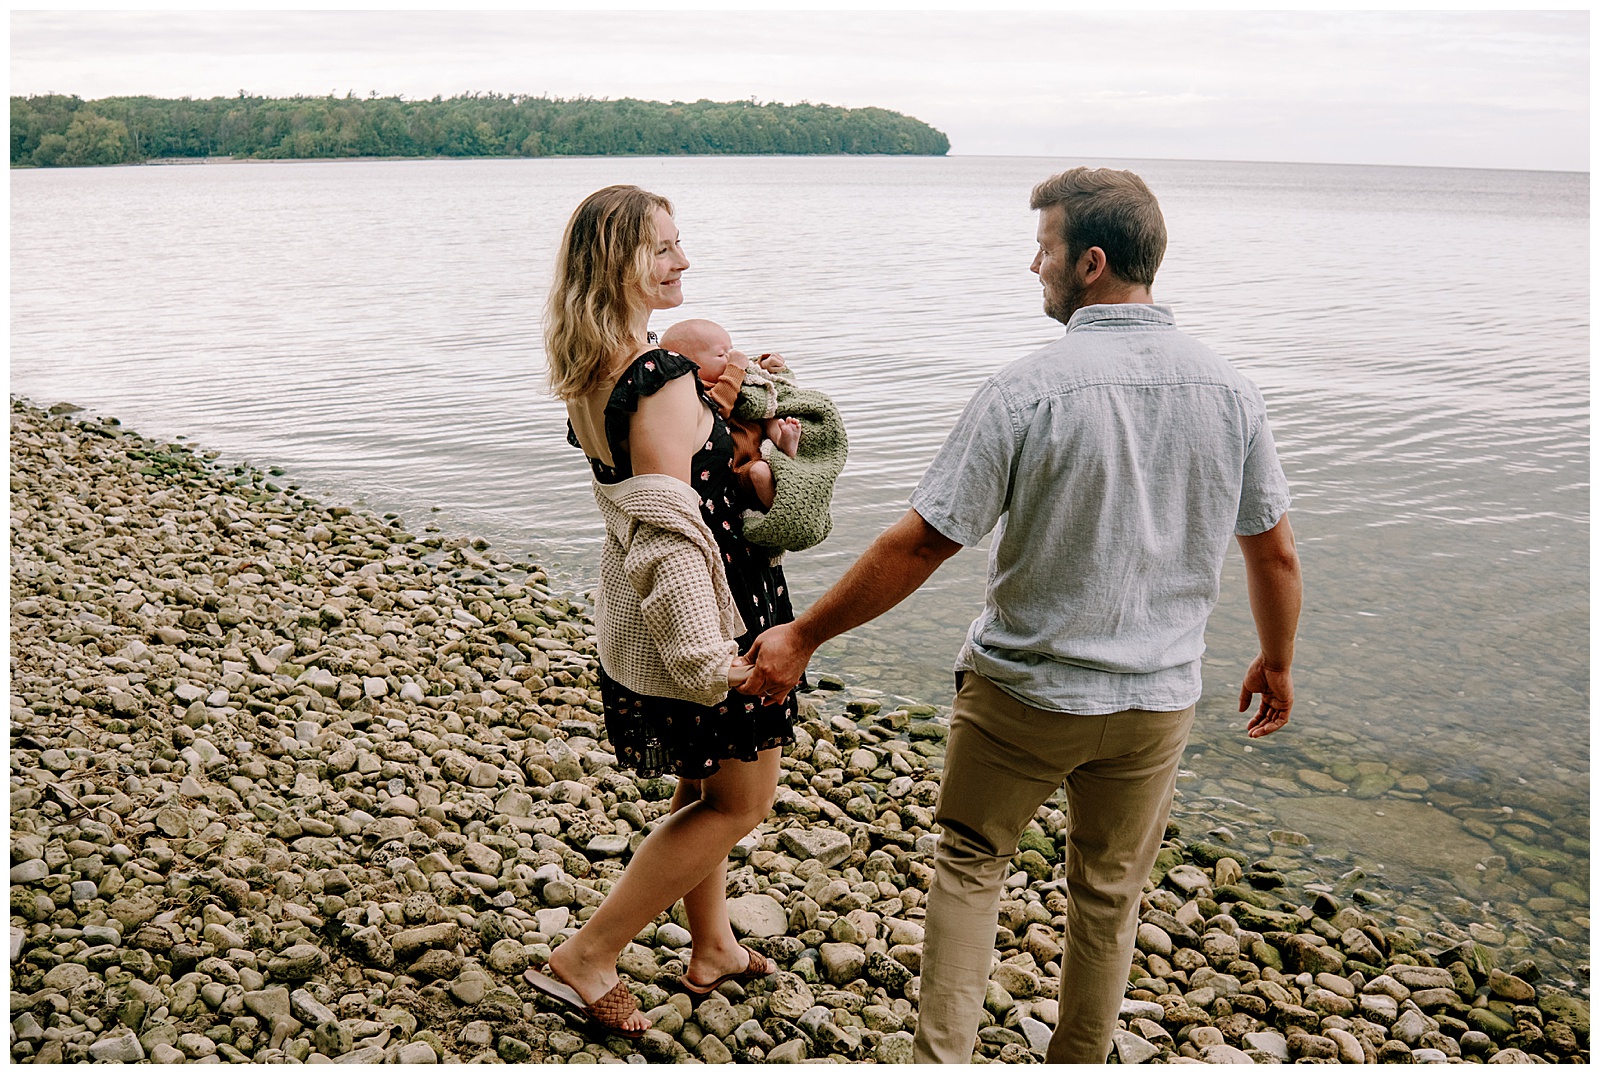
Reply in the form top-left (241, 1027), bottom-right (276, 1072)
top-left (544, 185), bottom-right (674, 399)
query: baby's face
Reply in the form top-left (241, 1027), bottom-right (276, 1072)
top-left (680, 326), bottom-right (735, 386)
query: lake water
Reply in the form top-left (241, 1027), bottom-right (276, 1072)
top-left (11, 155), bottom-right (1589, 984)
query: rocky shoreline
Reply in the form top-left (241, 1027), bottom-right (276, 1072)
top-left (9, 398), bottom-right (1589, 1064)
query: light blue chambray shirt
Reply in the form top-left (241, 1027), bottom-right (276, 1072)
top-left (910, 303), bottom-right (1291, 715)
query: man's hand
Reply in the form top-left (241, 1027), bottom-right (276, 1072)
top-left (737, 509), bottom-right (962, 707)
top-left (1239, 654), bottom-right (1293, 737)
top-left (740, 623), bottom-right (815, 706)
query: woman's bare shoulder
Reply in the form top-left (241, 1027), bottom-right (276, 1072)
top-left (630, 371), bottom-right (711, 480)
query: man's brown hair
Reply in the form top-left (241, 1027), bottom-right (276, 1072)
top-left (1029, 168), bottom-right (1167, 286)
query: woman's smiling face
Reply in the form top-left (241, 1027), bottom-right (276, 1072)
top-left (646, 207), bottom-right (690, 310)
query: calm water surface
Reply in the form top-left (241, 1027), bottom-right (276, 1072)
top-left (11, 156), bottom-right (1589, 983)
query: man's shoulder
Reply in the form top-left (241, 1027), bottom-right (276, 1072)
top-left (995, 318), bottom-right (1256, 401)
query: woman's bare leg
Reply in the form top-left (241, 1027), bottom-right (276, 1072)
top-left (544, 747), bottom-right (781, 1027)
top-left (669, 776), bottom-right (766, 987)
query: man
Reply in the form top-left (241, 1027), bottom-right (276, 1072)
top-left (741, 166), bottom-right (1303, 1063)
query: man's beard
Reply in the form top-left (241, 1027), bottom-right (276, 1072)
top-left (1043, 268), bottom-right (1089, 325)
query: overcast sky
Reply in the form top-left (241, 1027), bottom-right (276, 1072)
top-left (10, 8), bottom-right (1590, 172)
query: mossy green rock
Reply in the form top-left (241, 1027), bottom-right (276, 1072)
top-left (1016, 849), bottom-right (1052, 883)
top-left (1494, 837), bottom-right (1571, 871)
top-left (1215, 884), bottom-right (1286, 910)
top-left (1538, 993), bottom-right (1590, 1037)
top-left (1017, 829), bottom-right (1056, 862)
top-left (1233, 903), bottom-right (1303, 933)
top-left (497, 1036), bottom-right (534, 1062)
top-left (1345, 959), bottom-right (1384, 979)
top-left (1149, 847), bottom-right (1184, 880)
top-left (1349, 773), bottom-right (1396, 798)
top-left (1386, 928), bottom-right (1425, 955)
top-left (1249, 940), bottom-right (1285, 972)
top-left (1466, 1007), bottom-right (1516, 1041)
top-left (1188, 842), bottom-right (1249, 867)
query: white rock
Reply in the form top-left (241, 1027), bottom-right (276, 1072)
top-left (291, 988), bottom-right (336, 1026)
top-left (1242, 1030), bottom-right (1288, 1061)
top-left (1120, 998), bottom-right (1165, 1022)
top-left (819, 942), bottom-right (867, 985)
top-left (726, 893), bottom-right (789, 938)
top-left (1165, 863), bottom-right (1211, 893)
top-left (11, 859), bottom-right (49, 884)
top-left (88, 1029), bottom-right (145, 1063)
top-left (884, 918), bottom-right (925, 946)
top-left (1200, 1043), bottom-right (1255, 1063)
top-left (1019, 1016), bottom-right (1054, 1054)
top-left (1114, 1029), bottom-right (1159, 1064)
top-left (1488, 1049), bottom-right (1533, 1064)
top-left (535, 908), bottom-right (571, 935)
top-left (1323, 1027), bottom-right (1366, 1063)
top-left (1391, 1008), bottom-right (1438, 1046)
top-left (1358, 993), bottom-right (1398, 1025)
top-left (779, 827), bottom-right (853, 868)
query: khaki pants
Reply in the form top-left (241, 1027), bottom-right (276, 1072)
top-left (911, 671), bottom-right (1194, 1064)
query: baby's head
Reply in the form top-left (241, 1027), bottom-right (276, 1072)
top-left (661, 319), bottom-right (735, 387)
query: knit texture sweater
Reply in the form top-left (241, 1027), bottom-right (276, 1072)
top-left (592, 473), bottom-right (747, 706)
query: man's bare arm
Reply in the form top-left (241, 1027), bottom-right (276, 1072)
top-left (1235, 514), bottom-right (1302, 738)
top-left (741, 509), bottom-right (962, 703)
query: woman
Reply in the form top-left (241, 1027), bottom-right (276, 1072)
top-left (529, 185), bottom-right (800, 1037)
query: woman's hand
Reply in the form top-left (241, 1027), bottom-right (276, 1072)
top-left (727, 656), bottom-right (755, 692)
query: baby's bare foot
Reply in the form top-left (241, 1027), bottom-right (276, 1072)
top-left (774, 417), bottom-right (801, 458)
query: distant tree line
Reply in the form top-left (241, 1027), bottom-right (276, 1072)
top-left (10, 92), bottom-right (950, 167)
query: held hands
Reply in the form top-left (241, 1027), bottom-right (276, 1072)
top-left (736, 623), bottom-right (813, 706)
top-left (727, 656), bottom-right (755, 692)
top-left (1239, 654), bottom-right (1294, 738)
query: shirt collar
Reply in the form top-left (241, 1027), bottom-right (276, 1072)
top-left (1064, 303), bottom-right (1177, 333)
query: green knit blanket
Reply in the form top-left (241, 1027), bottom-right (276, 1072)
top-left (731, 368), bottom-right (848, 552)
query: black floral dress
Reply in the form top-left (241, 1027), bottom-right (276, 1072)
top-left (568, 348), bottom-right (800, 779)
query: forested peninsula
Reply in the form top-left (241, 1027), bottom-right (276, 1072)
top-left (10, 93), bottom-right (950, 167)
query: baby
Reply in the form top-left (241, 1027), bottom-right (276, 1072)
top-left (659, 318), bottom-right (800, 510)
top-left (659, 318), bottom-right (848, 553)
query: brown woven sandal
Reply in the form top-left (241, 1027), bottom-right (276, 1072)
top-left (525, 966), bottom-right (647, 1039)
top-left (678, 945), bottom-right (774, 996)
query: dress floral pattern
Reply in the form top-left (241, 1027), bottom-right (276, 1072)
top-left (568, 348), bottom-right (800, 779)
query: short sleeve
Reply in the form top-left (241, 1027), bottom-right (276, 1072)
top-left (1235, 411), bottom-right (1292, 536)
top-left (909, 380), bottom-right (1018, 546)
top-left (601, 349), bottom-right (704, 476)
top-left (607, 349), bottom-right (700, 418)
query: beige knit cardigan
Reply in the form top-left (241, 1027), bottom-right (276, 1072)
top-left (591, 473), bottom-right (746, 707)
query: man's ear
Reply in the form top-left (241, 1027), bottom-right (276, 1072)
top-left (1078, 246), bottom-right (1109, 286)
